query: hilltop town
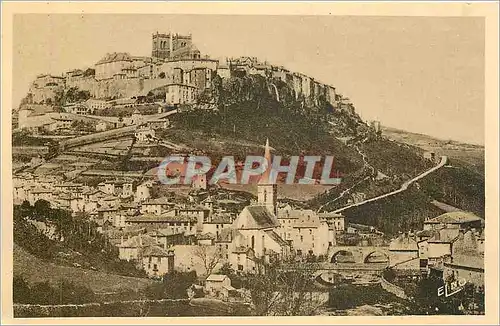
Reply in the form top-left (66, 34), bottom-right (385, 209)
top-left (12, 32), bottom-right (485, 316)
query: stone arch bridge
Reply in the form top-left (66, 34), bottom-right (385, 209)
top-left (328, 246), bottom-right (391, 264)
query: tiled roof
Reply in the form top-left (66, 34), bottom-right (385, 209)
top-left (430, 200), bottom-right (463, 213)
top-left (206, 214), bottom-right (232, 224)
top-left (232, 246), bottom-right (249, 254)
top-left (143, 198), bottom-right (175, 206)
top-left (142, 245), bottom-right (173, 257)
top-left (264, 230), bottom-right (289, 248)
top-left (425, 212), bottom-right (483, 225)
top-left (197, 232), bottom-right (215, 240)
top-left (31, 187), bottom-right (53, 194)
top-left (206, 274), bottom-right (228, 282)
top-left (245, 205), bottom-right (278, 229)
top-left (126, 213), bottom-right (197, 223)
top-left (427, 230), bottom-right (458, 244)
top-left (118, 234), bottom-right (157, 248)
top-left (96, 52), bottom-right (133, 65)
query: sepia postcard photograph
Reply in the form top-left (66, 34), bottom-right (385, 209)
top-left (1, 1), bottom-right (498, 324)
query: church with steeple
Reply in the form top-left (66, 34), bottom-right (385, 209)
top-left (229, 139), bottom-right (290, 269)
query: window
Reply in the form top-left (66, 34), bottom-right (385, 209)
top-left (309, 229), bottom-right (312, 235)
top-left (153, 264), bottom-right (158, 271)
top-left (300, 236), bottom-right (303, 242)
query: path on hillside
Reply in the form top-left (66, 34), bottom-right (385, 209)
top-left (332, 155), bottom-right (447, 214)
top-left (59, 110), bottom-right (177, 151)
top-left (317, 128), bottom-right (375, 213)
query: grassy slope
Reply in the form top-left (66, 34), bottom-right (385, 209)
top-left (13, 245), bottom-right (153, 294)
top-left (382, 126), bottom-right (484, 174)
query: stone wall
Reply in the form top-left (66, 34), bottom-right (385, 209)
top-left (380, 274), bottom-right (408, 299)
top-left (13, 299), bottom-right (191, 317)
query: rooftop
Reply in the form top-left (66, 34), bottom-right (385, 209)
top-left (96, 52), bottom-right (133, 65)
top-left (206, 274), bottom-right (228, 282)
top-left (244, 205), bottom-right (279, 229)
top-left (142, 245), bottom-right (173, 257)
top-left (425, 212), bottom-right (483, 225)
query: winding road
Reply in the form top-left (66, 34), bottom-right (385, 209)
top-left (332, 155), bottom-right (448, 214)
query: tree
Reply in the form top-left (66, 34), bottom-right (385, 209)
top-left (19, 200), bottom-right (33, 218)
top-left (193, 245), bottom-right (222, 277)
top-left (144, 271), bottom-right (197, 299)
top-left (33, 199), bottom-right (51, 221)
top-left (159, 72), bottom-right (166, 79)
top-left (246, 262), bottom-right (324, 316)
top-left (83, 68), bottom-right (95, 77)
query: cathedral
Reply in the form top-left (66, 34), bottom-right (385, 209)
top-left (151, 32), bottom-right (201, 60)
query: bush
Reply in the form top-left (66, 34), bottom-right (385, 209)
top-left (143, 271), bottom-right (197, 300)
top-left (13, 276), bottom-right (96, 304)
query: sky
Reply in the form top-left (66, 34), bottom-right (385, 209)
top-left (13, 14), bottom-right (485, 145)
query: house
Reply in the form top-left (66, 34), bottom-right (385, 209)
top-left (318, 212), bottom-right (345, 232)
top-left (423, 212), bottom-right (484, 232)
top-left (423, 151), bottom-right (436, 162)
top-left (140, 197), bottom-right (175, 215)
top-left (86, 99), bottom-right (111, 111)
top-left (118, 234), bottom-right (158, 261)
top-left (126, 213), bottom-right (197, 234)
top-left (291, 210), bottom-right (330, 256)
top-left (442, 229), bottom-right (484, 288)
top-left (277, 205), bottom-right (331, 256)
top-left (64, 103), bottom-right (93, 115)
top-left (144, 119), bottom-right (169, 130)
top-left (202, 213), bottom-right (233, 239)
top-left (70, 196), bottom-right (86, 213)
top-left (135, 127), bottom-right (155, 142)
top-left (215, 228), bottom-right (240, 261)
top-left (204, 274), bottom-right (235, 301)
top-left (176, 205), bottom-right (211, 224)
top-left (28, 187), bottom-right (53, 205)
top-left (95, 121), bottom-right (107, 132)
top-left (389, 233), bottom-right (419, 267)
top-left (165, 83), bottom-right (197, 105)
top-left (141, 245), bottom-right (175, 278)
top-left (135, 182), bottom-right (151, 202)
top-left (229, 246), bottom-right (258, 274)
top-left (97, 205), bottom-right (119, 223)
top-left (98, 181), bottom-right (115, 195)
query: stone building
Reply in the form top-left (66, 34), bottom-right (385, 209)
top-left (151, 32), bottom-right (201, 60)
top-left (165, 83), bottom-right (197, 105)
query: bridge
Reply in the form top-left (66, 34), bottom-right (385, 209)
top-left (328, 246), bottom-right (390, 264)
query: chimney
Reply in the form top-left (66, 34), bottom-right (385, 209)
top-left (139, 234), bottom-right (143, 247)
top-left (163, 237), bottom-right (168, 250)
top-left (120, 235), bottom-right (124, 245)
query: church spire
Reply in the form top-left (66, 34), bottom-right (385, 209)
top-left (259, 138), bottom-right (272, 184)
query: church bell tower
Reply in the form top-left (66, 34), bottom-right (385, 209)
top-left (257, 138), bottom-right (277, 215)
